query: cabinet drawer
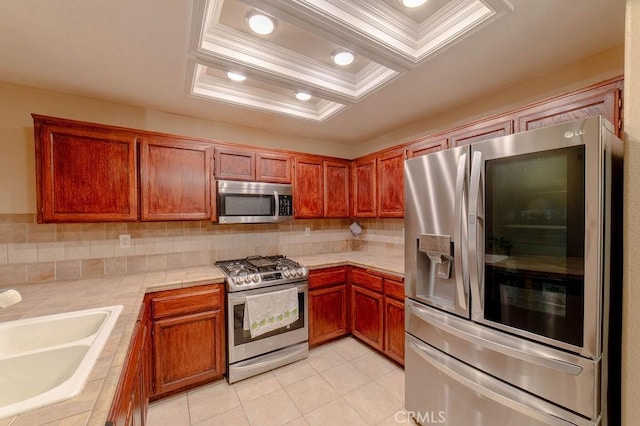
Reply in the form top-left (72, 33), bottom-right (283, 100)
top-left (309, 266), bottom-right (347, 289)
top-left (150, 285), bottom-right (222, 319)
top-left (351, 268), bottom-right (383, 292)
top-left (384, 279), bottom-right (405, 301)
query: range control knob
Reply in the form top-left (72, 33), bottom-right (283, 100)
top-left (252, 274), bottom-right (260, 283)
top-left (283, 270), bottom-right (291, 278)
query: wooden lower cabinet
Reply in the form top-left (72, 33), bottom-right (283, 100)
top-left (349, 268), bottom-right (405, 364)
top-left (147, 284), bottom-right (226, 399)
top-left (308, 266), bottom-right (349, 345)
top-left (351, 285), bottom-right (384, 351)
top-left (383, 278), bottom-right (405, 365)
top-left (106, 304), bottom-right (150, 426)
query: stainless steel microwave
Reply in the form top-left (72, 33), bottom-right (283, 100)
top-left (217, 180), bottom-right (293, 224)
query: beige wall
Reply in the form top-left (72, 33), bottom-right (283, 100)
top-left (0, 82), bottom-right (355, 214)
top-left (356, 45), bottom-right (625, 158)
top-left (623, 1), bottom-right (640, 423)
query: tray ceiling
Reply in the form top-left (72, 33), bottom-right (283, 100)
top-left (189, 0), bottom-right (512, 121)
top-left (0, 0), bottom-right (626, 145)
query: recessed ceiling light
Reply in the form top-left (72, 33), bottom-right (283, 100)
top-left (331, 50), bottom-right (355, 66)
top-left (226, 72), bottom-right (246, 82)
top-left (246, 12), bottom-right (275, 35)
top-left (295, 92), bottom-right (312, 101)
top-left (401, 0), bottom-right (428, 7)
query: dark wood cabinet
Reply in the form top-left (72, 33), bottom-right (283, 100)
top-left (351, 284), bottom-right (384, 351)
top-left (352, 156), bottom-right (377, 218)
top-left (140, 137), bottom-right (213, 221)
top-left (383, 278), bottom-right (405, 365)
top-left (309, 266), bottom-right (349, 346)
top-left (147, 284), bottom-right (225, 398)
top-left (350, 267), bottom-right (384, 350)
top-left (377, 149), bottom-right (405, 218)
top-left (107, 303), bottom-right (150, 426)
top-left (33, 115), bottom-right (138, 223)
top-left (215, 146), bottom-right (292, 183)
top-left (214, 146), bottom-right (256, 181)
top-left (324, 160), bottom-right (350, 218)
top-left (449, 116), bottom-right (514, 147)
top-left (256, 152), bottom-right (292, 183)
top-left (349, 267), bottom-right (404, 363)
top-left (514, 79), bottom-right (623, 135)
top-left (407, 136), bottom-right (448, 158)
top-left (294, 156), bottom-right (324, 218)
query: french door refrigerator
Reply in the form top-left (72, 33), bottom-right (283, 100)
top-left (404, 116), bottom-right (622, 426)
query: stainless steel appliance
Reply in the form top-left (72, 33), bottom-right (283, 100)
top-left (215, 255), bottom-right (309, 383)
top-left (404, 117), bottom-right (623, 425)
top-left (217, 180), bottom-right (293, 224)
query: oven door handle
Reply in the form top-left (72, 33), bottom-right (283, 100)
top-left (227, 283), bottom-right (307, 303)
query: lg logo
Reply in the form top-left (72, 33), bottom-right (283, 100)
top-left (564, 129), bottom-right (586, 138)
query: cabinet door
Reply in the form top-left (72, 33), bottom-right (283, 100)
top-left (33, 115), bottom-right (138, 223)
top-left (351, 285), bottom-right (384, 350)
top-left (352, 156), bottom-right (377, 218)
top-left (384, 297), bottom-right (405, 365)
top-left (140, 138), bottom-right (213, 221)
top-left (294, 156), bottom-right (324, 218)
top-left (324, 160), bottom-right (350, 218)
top-left (449, 117), bottom-right (514, 147)
top-left (407, 137), bottom-right (448, 158)
top-left (309, 285), bottom-right (348, 346)
top-left (152, 310), bottom-right (224, 397)
top-left (257, 152), bottom-right (292, 183)
top-left (514, 80), bottom-right (622, 135)
top-left (215, 146), bottom-right (256, 181)
top-left (377, 149), bottom-right (405, 218)
top-left (107, 304), bottom-right (149, 426)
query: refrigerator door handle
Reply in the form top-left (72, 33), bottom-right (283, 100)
top-left (407, 339), bottom-right (578, 426)
top-left (408, 303), bottom-right (583, 375)
top-left (468, 150), bottom-right (483, 316)
top-left (453, 152), bottom-right (468, 311)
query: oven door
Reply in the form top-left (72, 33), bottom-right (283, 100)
top-left (227, 282), bottom-right (308, 364)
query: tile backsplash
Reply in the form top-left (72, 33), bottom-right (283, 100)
top-left (0, 215), bottom-right (404, 285)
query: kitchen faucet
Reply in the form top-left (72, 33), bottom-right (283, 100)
top-left (0, 288), bottom-right (22, 309)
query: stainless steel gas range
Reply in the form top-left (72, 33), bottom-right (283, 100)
top-left (215, 255), bottom-right (309, 384)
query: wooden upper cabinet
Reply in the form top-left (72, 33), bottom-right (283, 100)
top-left (256, 152), bottom-right (292, 183)
top-left (32, 115), bottom-right (138, 223)
top-left (377, 149), bottom-right (405, 218)
top-left (294, 156), bottom-right (324, 218)
top-left (214, 146), bottom-right (256, 181)
top-left (449, 117), bottom-right (514, 147)
top-left (215, 146), bottom-right (292, 183)
top-left (324, 160), bottom-right (350, 218)
top-left (352, 156), bottom-right (377, 218)
top-left (514, 80), bottom-right (623, 135)
top-left (408, 136), bottom-right (448, 158)
top-left (140, 137), bottom-right (213, 221)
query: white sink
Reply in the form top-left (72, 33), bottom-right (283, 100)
top-left (0, 305), bottom-right (122, 419)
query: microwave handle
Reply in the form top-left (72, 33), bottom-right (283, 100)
top-left (273, 191), bottom-right (279, 221)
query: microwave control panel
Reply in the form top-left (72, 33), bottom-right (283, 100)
top-left (279, 195), bottom-right (293, 216)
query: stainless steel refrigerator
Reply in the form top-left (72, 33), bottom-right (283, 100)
top-left (404, 116), bottom-right (622, 425)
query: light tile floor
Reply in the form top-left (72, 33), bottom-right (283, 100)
top-left (147, 337), bottom-right (409, 426)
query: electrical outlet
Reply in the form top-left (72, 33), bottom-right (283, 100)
top-left (119, 234), bottom-right (131, 248)
top-left (304, 227), bottom-right (311, 237)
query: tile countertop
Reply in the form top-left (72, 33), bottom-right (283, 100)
top-left (0, 251), bottom-right (404, 425)
top-left (293, 252), bottom-right (404, 277)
